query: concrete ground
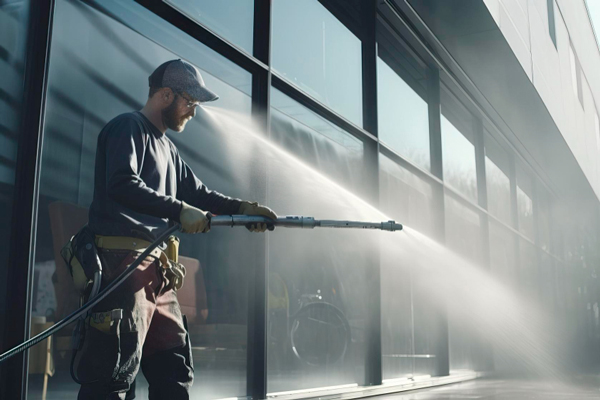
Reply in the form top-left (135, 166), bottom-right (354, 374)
top-left (373, 377), bottom-right (600, 400)
top-left (27, 374), bottom-right (600, 399)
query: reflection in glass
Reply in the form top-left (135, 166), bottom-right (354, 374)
top-left (539, 251), bottom-right (555, 307)
top-left (486, 157), bottom-right (510, 221)
top-left (379, 154), bottom-right (438, 379)
top-left (0, 0), bottom-right (30, 369)
top-left (444, 194), bottom-right (483, 265)
top-left (379, 154), bottom-right (436, 237)
top-left (381, 251), bottom-right (414, 379)
top-left (519, 239), bottom-right (538, 301)
top-left (449, 314), bottom-right (476, 372)
top-left (411, 283), bottom-right (442, 376)
top-left (538, 191), bottom-right (551, 253)
top-left (165, 0), bottom-right (254, 54)
top-left (485, 134), bottom-right (511, 224)
top-left (377, 57), bottom-right (430, 171)
top-left (267, 88), bottom-right (370, 392)
top-left (489, 221), bottom-right (517, 286)
top-left (29, 1), bottom-right (253, 398)
top-left (517, 184), bottom-right (534, 240)
top-left (442, 117), bottom-right (477, 203)
top-left (270, 87), bottom-right (365, 193)
top-left (271, 0), bottom-right (363, 126)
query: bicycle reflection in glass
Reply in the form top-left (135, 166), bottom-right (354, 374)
top-left (268, 273), bottom-right (351, 368)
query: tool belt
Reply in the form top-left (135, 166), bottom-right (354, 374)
top-left (62, 226), bottom-right (186, 295)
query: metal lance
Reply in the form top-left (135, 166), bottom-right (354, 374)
top-left (210, 215), bottom-right (403, 232)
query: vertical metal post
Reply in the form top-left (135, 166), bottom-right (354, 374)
top-left (246, 1), bottom-right (271, 398)
top-left (427, 69), bottom-right (443, 183)
top-left (424, 68), bottom-right (449, 377)
top-left (473, 120), bottom-right (494, 370)
top-left (0, 0), bottom-right (54, 399)
top-left (531, 182), bottom-right (542, 303)
top-left (509, 158), bottom-right (522, 290)
top-left (474, 120), bottom-right (487, 213)
top-left (361, 0), bottom-right (382, 387)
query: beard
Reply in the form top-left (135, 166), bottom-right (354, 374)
top-left (162, 100), bottom-right (190, 132)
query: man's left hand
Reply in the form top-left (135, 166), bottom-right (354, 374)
top-left (238, 201), bottom-right (277, 232)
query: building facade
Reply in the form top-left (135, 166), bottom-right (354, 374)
top-left (0, 0), bottom-right (599, 399)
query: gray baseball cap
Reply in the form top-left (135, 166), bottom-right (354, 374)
top-left (149, 59), bottom-right (219, 103)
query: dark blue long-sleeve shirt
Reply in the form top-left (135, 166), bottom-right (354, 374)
top-left (89, 111), bottom-right (242, 241)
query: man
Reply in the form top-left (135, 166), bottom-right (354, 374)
top-left (75, 59), bottom-right (277, 399)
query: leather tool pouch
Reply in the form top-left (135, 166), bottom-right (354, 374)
top-left (61, 225), bottom-right (103, 295)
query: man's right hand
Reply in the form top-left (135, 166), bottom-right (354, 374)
top-left (179, 202), bottom-right (211, 233)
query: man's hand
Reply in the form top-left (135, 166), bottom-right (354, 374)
top-left (179, 201), bottom-right (211, 233)
top-left (238, 201), bottom-right (277, 232)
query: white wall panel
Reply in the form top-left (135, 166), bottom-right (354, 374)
top-left (499, 1), bottom-right (533, 78)
top-left (483, 0), bottom-right (501, 25)
top-left (501, 0), bottom-right (531, 49)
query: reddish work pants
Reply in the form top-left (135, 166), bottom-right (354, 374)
top-left (74, 249), bottom-right (193, 399)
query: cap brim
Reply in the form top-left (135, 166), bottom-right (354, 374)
top-left (189, 86), bottom-right (219, 103)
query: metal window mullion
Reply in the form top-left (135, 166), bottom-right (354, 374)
top-left (474, 121), bottom-right (494, 370)
top-left (532, 182), bottom-right (543, 304)
top-left (509, 157), bottom-right (523, 291)
top-left (474, 119), bottom-right (490, 269)
top-left (247, 1), bottom-right (271, 398)
top-left (425, 67), bottom-right (449, 377)
top-left (361, 0), bottom-right (381, 387)
top-left (427, 69), bottom-right (443, 182)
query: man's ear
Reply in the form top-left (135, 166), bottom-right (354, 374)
top-left (162, 88), bottom-right (175, 105)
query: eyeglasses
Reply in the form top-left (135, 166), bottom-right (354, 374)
top-left (177, 92), bottom-right (201, 109)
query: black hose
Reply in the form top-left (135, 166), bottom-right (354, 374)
top-left (0, 224), bottom-right (180, 364)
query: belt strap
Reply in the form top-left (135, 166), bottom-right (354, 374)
top-left (95, 235), bottom-right (151, 251)
top-left (94, 235), bottom-right (184, 291)
top-left (95, 235), bottom-right (164, 266)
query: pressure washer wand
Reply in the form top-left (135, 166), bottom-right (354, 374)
top-left (211, 215), bottom-right (403, 232)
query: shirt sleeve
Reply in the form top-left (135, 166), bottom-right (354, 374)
top-left (175, 149), bottom-right (243, 215)
top-left (104, 117), bottom-right (183, 221)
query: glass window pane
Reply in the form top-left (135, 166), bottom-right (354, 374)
top-left (441, 88), bottom-right (478, 203)
top-left (445, 193), bottom-right (484, 265)
top-left (449, 313), bottom-right (479, 372)
top-left (411, 281), bottom-right (443, 376)
top-left (267, 89), bottom-right (371, 393)
top-left (377, 57), bottom-right (430, 171)
top-left (29, 1), bottom-right (253, 398)
top-left (519, 239), bottom-right (538, 299)
top-left (538, 191), bottom-right (551, 253)
top-left (516, 168), bottom-right (535, 239)
top-left (270, 87), bottom-right (365, 193)
top-left (379, 154), bottom-right (438, 379)
top-left (379, 154), bottom-right (437, 237)
top-left (485, 134), bottom-right (511, 224)
top-left (165, 0), bottom-right (254, 54)
top-left (539, 251), bottom-right (556, 308)
top-left (381, 253), bottom-right (414, 379)
top-left (0, 0), bottom-right (30, 354)
top-left (489, 221), bottom-right (517, 286)
top-left (271, 0), bottom-right (363, 126)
